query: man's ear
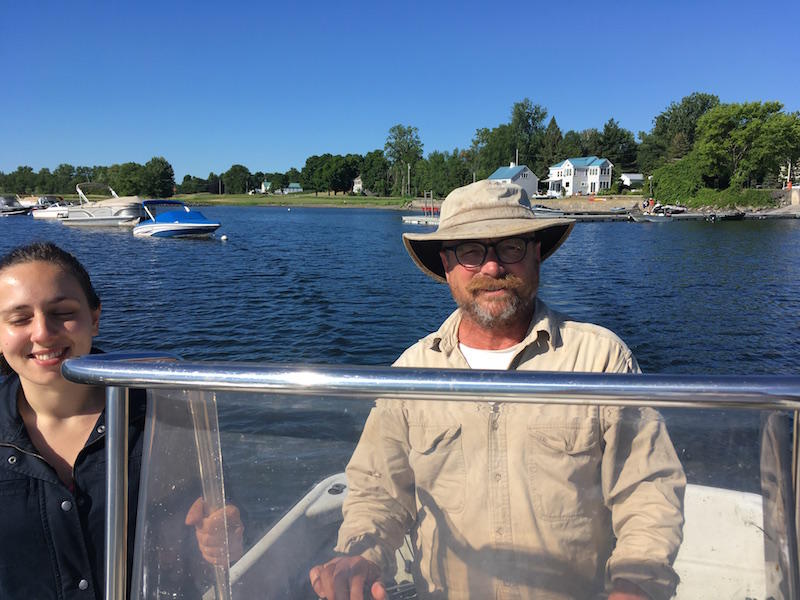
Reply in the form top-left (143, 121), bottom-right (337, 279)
top-left (439, 249), bottom-right (451, 271)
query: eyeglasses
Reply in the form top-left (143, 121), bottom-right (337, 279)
top-left (444, 237), bottom-right (536, 269)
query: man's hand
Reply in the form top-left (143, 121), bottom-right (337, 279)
top-left (309, 556), bottom-right (386, 600)
top-left (609, 579), bottom-right (650, 600)
top-left (185, 497), bottom-right (245, 566)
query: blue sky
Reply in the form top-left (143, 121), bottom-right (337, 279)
top-left (2, 0), bottom-right (797, 180)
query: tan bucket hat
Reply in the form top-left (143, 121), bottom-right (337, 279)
top-left (403, 179), bottom-right (574, 282)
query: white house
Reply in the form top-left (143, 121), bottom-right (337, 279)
top-left (620, 173), bottom-right (645, 189)
top-left (546, 156), bottom-right (613, 197)
top-left (352, 175), bottom-right (363, 194)
top-left (487, 163), bottom-right (539, 198)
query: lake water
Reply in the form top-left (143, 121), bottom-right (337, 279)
top-left (2, 207), bottom-right (800, 528)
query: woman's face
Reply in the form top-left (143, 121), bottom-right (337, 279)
top-left (0, 261), bottom-right (100, 388)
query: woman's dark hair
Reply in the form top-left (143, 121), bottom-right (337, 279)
top-left (0, 242), bottom-right (100, 375)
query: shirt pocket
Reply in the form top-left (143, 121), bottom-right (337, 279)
top-left (526, 419), bottom-right (602, 521)
top-left (408, 424), bottom-right (465, 513)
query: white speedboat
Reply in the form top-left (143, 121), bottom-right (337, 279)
top-left (60, 355), bottom-right (800, 600)
top-left (31, 196), bottom-right (73, 220)
top-left (133, 200), bottom-right (220, 238)
top-left (531, 204), bottom-right (565, 217)
top-left (59, 183), bottom-right (144, 227)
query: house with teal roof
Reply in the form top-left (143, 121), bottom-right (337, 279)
top-left (545, 156), bottom-right (613, 197)
top-left (487, 162), bottom-right (539, 198)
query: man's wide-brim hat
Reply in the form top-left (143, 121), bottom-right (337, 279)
top-left (403, 180), bottom-right (575, 283)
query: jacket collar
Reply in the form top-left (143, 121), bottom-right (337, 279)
top-left (0, 375), bottom-right (27, 445)
top-left (0, 372), bottom-right (147, 448)
top-left (429, 297), bottom-right (561, 357)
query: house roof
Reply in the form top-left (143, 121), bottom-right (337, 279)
top-left (550, 156), bottom-right (611, 169)
top-left (287, 182), bottom-right (302, 189)
top-left (488, 165), bottom-right (532, 180)
top-left (621, 173), bottom-right (644, 180)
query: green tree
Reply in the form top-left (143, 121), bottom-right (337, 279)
top-left (470, 124), bottom-right (514, 179)
top-left (221, 164), bottom-right (251, 194)
top-left (694, 101), bottom-right (799, 188)
top-left (651, 153), bottom-right (703, 203)
top-left (107, 162), bottom-right (145, 195)
top-left (36, 167), bottom-right (54, 193)
top-left (510, 99), bottom-right (548, 173)
top-left (638, 92), bottom-right (720, 173)
top-left (385, 124), bottom-right (423, 196)
top-left (178, 174), bottom-right (207, 194)
top-left (579, 128), bottom-right (602, 157)
top-left (143, 156), bottom-right (175, 197)
top-left (285, 167), bottom-right (302, 184)
top-left (52, 164), bottom-right (76, 193)
top-left (206, 172), bottom-right (221, 194)
top-left (539, 117), bottom-right (563, 176)
top-left (599, 119), bottom-right (638, 172)
top-left (5, 166), bottom-right (37, 193)
top-left (360, 149), bottom-right (390, 196)
top-left (557, 131), bottom-right (583, 159)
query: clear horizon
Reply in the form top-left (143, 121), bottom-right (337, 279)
top-left (2, 0), bottom-right (797, 180)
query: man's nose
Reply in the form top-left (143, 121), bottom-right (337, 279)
top-left (479, 246), bottom-right (505, 277)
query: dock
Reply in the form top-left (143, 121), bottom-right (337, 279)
top-left (402, 215), bottom-right (440, 225)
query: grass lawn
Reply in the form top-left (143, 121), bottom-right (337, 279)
top-left (174, 192), bottom-right (409, 209)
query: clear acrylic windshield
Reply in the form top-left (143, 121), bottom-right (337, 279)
top-left (130, 387), bottom-right (798, 600)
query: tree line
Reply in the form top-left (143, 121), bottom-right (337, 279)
top-left (2, 94), bottom-right (798, 203)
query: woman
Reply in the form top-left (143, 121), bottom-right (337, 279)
top-left (0, 242), bottom-right (241, 599)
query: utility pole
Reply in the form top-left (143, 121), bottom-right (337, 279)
top-left (407, 163), bottom-right (411, 197)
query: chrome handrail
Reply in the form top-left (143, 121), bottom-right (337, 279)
top-left (64, 352), bottom-right (800, 409)
top-left (60, 353), bottom-right (800, 600)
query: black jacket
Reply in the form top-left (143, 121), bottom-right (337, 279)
top-left (0, 373), bottom-right (146, 600)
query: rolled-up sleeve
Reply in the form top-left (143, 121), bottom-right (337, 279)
top-left (336, 401), bottom-right (416, 575)
top-left (601, 405), bottom-right (686, 600)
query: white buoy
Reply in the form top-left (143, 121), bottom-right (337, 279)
top-left (220, 235), bottom-right (228, 241)
top-left (287, 208), bottom-right (291, 211)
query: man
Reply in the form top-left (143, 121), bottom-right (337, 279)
top-left (310, 180), bottom-right (685, 600)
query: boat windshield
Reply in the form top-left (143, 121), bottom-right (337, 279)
top-left (61, 357), bottom-right (800, 600)
top-left (144, 202), bottom-right (187, 219)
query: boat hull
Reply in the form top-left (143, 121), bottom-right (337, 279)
top-left (133, 222), bottom-right (220, 238)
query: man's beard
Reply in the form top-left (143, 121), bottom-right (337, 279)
top-left (457, 274), bottom-right (536, 329)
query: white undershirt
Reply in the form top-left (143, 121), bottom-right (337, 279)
top-left (458, 343), bottom-right (521, 370)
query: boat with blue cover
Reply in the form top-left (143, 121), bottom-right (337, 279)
top-left (133, 199), bottom-right (221, 238)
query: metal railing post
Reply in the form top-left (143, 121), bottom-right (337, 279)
top-left (105, 385), bottom-right (129, 600)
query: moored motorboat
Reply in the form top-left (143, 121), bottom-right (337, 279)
top-left (59, 183), bottom-right (144, 227)
top-left (133, 199), bottom-right (220, 238)
top-left (631, 213), bottom-right (672, 223)
top-left (0, 195), bottom-right (30, 216)
top-left (531, 204), bottom-right (565, 217)
top-left (31, 196), bottom-right (73, 220)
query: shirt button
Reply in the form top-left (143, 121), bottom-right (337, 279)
top-left (78, 579), bottom-right (89, 590)
top-left (61, 500), bottom-right (73, 512)
top-left (96, 425), bottom-right (106, 434)
top-left (7, 455), bottom-right (17, 464)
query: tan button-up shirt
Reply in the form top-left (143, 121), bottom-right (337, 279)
top-left (337, 299), bottom-right (685, 599)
